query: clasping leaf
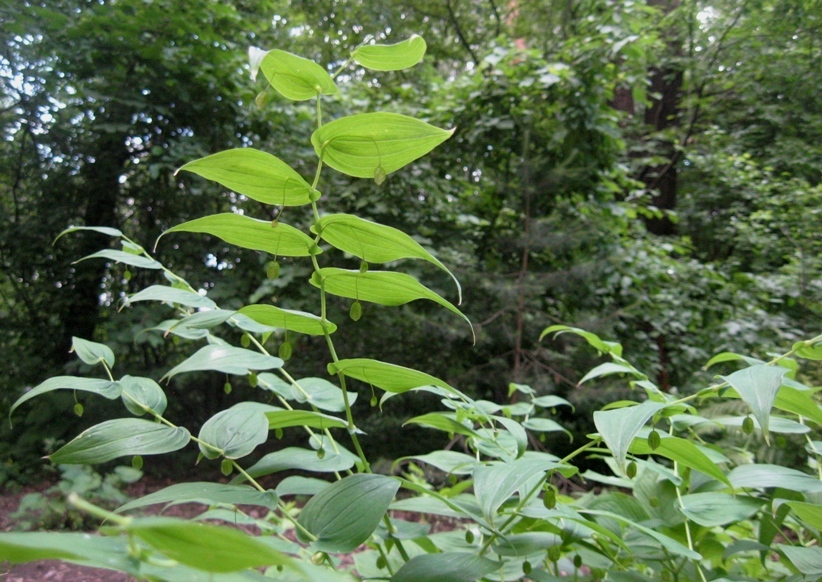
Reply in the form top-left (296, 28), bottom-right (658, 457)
top-left (352, 35), bottom-right (427, 71)
top-left (259, 49), bottom-right (338, 101)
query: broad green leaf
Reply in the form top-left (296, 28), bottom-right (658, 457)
top-left (578, 508), bottom-right (701, 560)
top-left (522, 417), bottom-right (572, 437)
top-left (275, 476), bottom-right (331, 497)
top-left (76, 249), bottom-right (163, 270)
top-left (128, 516), bottom-right (295, 573)
top-left (10, 377), bottom-right (121, 418)
top-left (127, 285), bottom-right (216, 309)
top-left (787, 501), bottom-right (822, 530)
top-left (704, 351), bottom-right (765, 369)
top-left (594, 400), bottom-right (667, 471)
top-left (0, 532), bottom-right (136, 572)
top-left (474, 459), bottom-right (557, 523)
top-left (71, 336), bottom-right (115, 368)
top-left (259, 49), bottom-right (338, 101)
top-left (774, 386), bottom-right (822, 427)
top-left (198, 403), bottom-right (270, 459)
top-left (329, 358), bottom-right (457, 395)
top-left (630, 435), bottom-right (731, 486)
top-left (177, 148), bottom-right (314, 206)
top-left (159, 214), bottom-right (318, 257)
top-left (391, 552), bottom-right (499, 582)
top-left (50, 419), bottom-right (190, 464)
top-left (492, 532), bottom-right (561, 556)
top-left (532, 395), bottom-right (574, 410)
top-left (721, 365), bottom-right (787, 443)
top-left (163, 345), bottom-right (283, 380)
top-left (678, 493), bottom-right (763, 526)
top-left (404, 412), bottom-right (480, 439)
top-left (311, 112), bottom-right (454, 180)
top-left (265, 410), bottom-right (347, 431)
top-left (727, 464), bottom-right (822, 493)
top-left (493, 415), bottom-right (528, 458)
top-left (539, 325), bottom-right (622, 356)
top-left (352, 35), bottom-right (427, 71)
top-left (794, 340), bottom-right (822, 361)
top-left (398, 451), bottom-right (479, 475)
top-left (312, 214), bottom-right (461, 302)
top-left (579, 362), bottom-right (642, 384)
top-left (116, 482), bottom-right (277, 513)
top-left (55, 225), bottom-right (123, 242)
top-left (778, 544), bottom-right (822, 575)
top-left (119, 375), bottom-right (167, 417)
top-left (292, 377), bottom-right (357, 412)
top-left (241, 446), bottom-right (358, 479)
top-left (238, 304), bottom-right (335, 336)
top-left (714, 415), bottom-right (811, 434)
top-left (171, 309), bottom-right (235, 331)
top-left (311, 269), bottom-right (471, 334)
top-left (297, 473), bottom-right (400, 552)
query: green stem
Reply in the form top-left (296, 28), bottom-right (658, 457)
top-left (67, 493), bottom-right (132, 527)
top-left (559, 437), bottom-right (602, 465)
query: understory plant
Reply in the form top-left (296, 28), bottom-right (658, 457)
top-left (2, 35), bottom-right (822, 582)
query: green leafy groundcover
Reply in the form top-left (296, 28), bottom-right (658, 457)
top-left (3, 35), bottom-right (822, 582)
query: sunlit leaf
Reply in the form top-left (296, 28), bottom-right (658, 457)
top-left (328, 358), bottom-right (457, 395)
top-left (177, 148), bottom-right (315, 206)
top-left (311, 112), bottom-right (453, 180)
top-left (127, 285), bottom-right (216, 309)
top-left (159, 213), bottom-right (318, 258)
top-left (352, 35), bottom-right (427, 71)
top-left (265, 409), bottom-right (347, 431)
top-left (75, 249), bottom-right (163, 270)
top-left (238, 304), bottom-right (335, 336)
top-left (259, 49), bottom-right (338, 101)
top-left (163, 345), bottom-right (283, 379)
top-left (312, 213), bottom-right (461, 302)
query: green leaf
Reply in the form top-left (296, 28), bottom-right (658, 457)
top-left (787, 501), bottom-right (822, 530)
top-left (159, 213), bottom-right (318, 257)
top-left (265, 410), bottom-right (347, 431)
top-left (177, 148), bottom-right (315, 206)
top-left (579, 362), bottom-right (642, 384)
top-left (492, 532), bottom-right (561, 556)
top-left (258, 374), bottom-right (357, 412)
top-left (778, 544), bottom-right (822, 575)
top-left (10, 377), bottom-right (121, 418)
top-left (75, 249), bottom-right (163, 270)
top-left (774, 386), bottom-right (822, 427)
top-left (127, 285), bottom-right (217, 309)
top-left (198, 403), bottom-right (270, 459)
top-left (493, 415), bottom-right (528, 458)
top-left (522, 418), bottom-right (572, 437)
top-left (398, 451), bottom-right (479, 475)
top-left (119, 375), bottom-right (167, 417)
top-left (311, 112), bottom-right (454, 181)
top-left (50, 419), bottom-right (190, 464)
top-left (0, 532), bottom-right (136, 572)
top-left (238, 304), bottom-right (335, 336)
top-left (297, 473), bottom-right (400, 552)
top-left (55, 225), bottom-right (123, 242)
top-left (704, 351), bottom-right (765, 369)
top-left (276, 476), bottom-right (331, 497)
top-left (116, 482), bottom-right (277, 513)
top-left (721, 365), bottom-right (787, 443)
top-left (727, 464), bottom-right (822, 493)
top-left (629, 435), bottom-right (731, 486)
top-left (678, 493), bottom-right (763, 527)
top-left (163, 345), bottom-right (283, 380)
top-left (328, 358), bottom-right (457, 395)
top-left (794, 340), bottom-right (822, 360)
top-left (474, 459), bottom-right (557, 523)
top-left (71, 336), bottom-right (115, 368)
top-left (539, 325), bottom-right (622, 356)
top-left (391, 552), bottom-right (499, 582)
top-left (241, 446), bottom-right (358, 480)
top-left (312, 213), bottom-right (461, 302)
top-left (404, 412), bottom-right (480, 438)
top-left (259, 49), bottom-right (338, 101)
top-left (311, 268), bottom-right (472, 338)
top-left (352, 35), bottom-right (427, 71)
top-left (128, 516), bottom-right (295, 573)
top-left (594, 400), bottom-right (667, 471)
top-left (170, 309), bottom-right (235, 331)
top-left (714, 415), bottom-right (810, 434)
top-left (532, 395), bottom-right (574, 410)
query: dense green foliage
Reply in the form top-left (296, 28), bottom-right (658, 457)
top-left (0, 1), bottom-right (821, 580)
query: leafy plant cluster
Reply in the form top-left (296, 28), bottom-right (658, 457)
top-left (2, 37), bottom-right (822, 582)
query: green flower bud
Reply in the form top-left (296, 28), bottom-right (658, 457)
top-left (73, 403), bottom-right (84, 417)
top-left (220, 459), bottom-right (233, 476)
top-left (279, 342), bottom-right (292, 360)
top-left (742, 416), bottom-right (755, 434)
top-left (649, 429), bottom-right (661, 450)
top-left (350, 301), bottom-right (362, 322)
top-left (626, 460), bottom-right (637, 479)
top-left (132, 455), bottom-right (144, 471)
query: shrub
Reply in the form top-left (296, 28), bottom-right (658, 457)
top-left (2, 35), bottom-right (822, 582)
